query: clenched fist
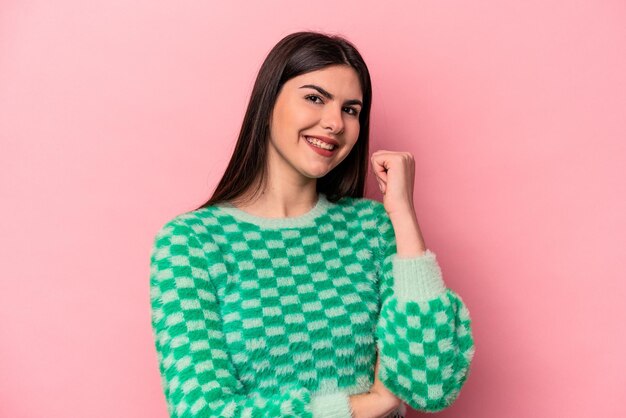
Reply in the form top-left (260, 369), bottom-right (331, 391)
top-left (370, 150), bottom-right (416, 217)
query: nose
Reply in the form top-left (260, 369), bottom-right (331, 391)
top-left (321, 104), bottom-right (345, 135)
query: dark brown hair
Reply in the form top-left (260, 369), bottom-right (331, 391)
top-left (194, 31), bottom-right (373, 210)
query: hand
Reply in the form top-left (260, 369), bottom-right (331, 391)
top-left (370, 351), bottom-right (402, 412)
top-left (370, 150), bottom-right (416, 217)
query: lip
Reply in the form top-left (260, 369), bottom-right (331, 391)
top-left (303, 135), bottom-right (338, 157)
top-left (304, 135), bottom-right (340, 147)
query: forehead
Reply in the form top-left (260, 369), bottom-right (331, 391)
top-left (287, 66), bottom-right (363, 99)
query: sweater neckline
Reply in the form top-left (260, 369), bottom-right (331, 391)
top-left (213, 193), bottom-right (332, 228)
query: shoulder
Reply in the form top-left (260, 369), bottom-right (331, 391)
top-left (150, 207), bottom-right (229, 272)
top-left (331, 195), bottom-right (390, 238)
top-left (332, 196), bottom-right (393, 257)
top-left (334, 195), bottom-right (384, 214)
top-left (152, 205), bottom-right (224, 244)
top-left (334, 195), bottom-right (387, 221)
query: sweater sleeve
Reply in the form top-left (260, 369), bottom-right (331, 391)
top-left (149, 219), bottom-right (353, 418)
top-left (371, 203), bottom-right (475, 412)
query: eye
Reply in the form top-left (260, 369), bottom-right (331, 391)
top-left (304, 94), bottom-right (324, 104)
top-left (305, 94), bottom-right (360, 117)
top-left (344, 107), bottom-right (359, 117)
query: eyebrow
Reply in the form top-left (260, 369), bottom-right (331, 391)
top-left (299, 84), bottom-right (363, 107)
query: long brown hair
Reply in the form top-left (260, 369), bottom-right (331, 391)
top-left (195, 31), bottom-right (373, 210)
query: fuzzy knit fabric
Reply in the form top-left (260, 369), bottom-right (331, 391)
top-left (149, 193), bottom-right (475, 417)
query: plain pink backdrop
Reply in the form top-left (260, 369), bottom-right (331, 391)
top-left (2, 1), bottom-right (625, 417)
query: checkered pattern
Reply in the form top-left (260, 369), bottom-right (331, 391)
top-left (372, 200), bottom-right (476, 412)
top-left (149, 194), bottom-right (474, 417)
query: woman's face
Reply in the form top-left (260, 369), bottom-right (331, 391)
top-left (268, 65), bottom-right (363, 180)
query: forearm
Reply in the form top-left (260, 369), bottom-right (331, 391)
top-left (349, 392), bottom-right (398, 418)
top-left (389, 208), bottom-right (426, 257)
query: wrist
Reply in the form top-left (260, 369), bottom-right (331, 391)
top-left (387, 203), bottom-right (415, 223)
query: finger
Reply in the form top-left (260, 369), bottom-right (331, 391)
top-left (372, 157), bottom-right (388, 173)
top-left (376, 177), bottom-right (383, 192)
top-left (373, 171), bottom-right (387, 186)
top-left (372, 159), bottom-right (389, 183)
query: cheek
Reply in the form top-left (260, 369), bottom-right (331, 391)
top-left (347, 121), bottom-right (360, 141)
top-left (293, 105), bottom-right (317, 126)
top-left (277, 107), bottom-right (311, 135)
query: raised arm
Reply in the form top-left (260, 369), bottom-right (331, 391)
top-left (372, 202), bottom-right (476, 412)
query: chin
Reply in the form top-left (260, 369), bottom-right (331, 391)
top-left (311, 160), bottom-right (338, 173)
top-left (299, 166), bottom-right (332, 179)
top-left (304, 170), bottom-right (330, 179)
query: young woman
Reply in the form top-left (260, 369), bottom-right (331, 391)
top-left (149, 31), bottom-right (475, 418)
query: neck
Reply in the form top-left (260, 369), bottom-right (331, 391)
top-left (231, 185), bottom-right (319, 218)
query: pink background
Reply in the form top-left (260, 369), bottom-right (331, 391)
top-left (2, 1), bottom-right (625, 417)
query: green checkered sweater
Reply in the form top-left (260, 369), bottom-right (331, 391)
top-left (149, 193), bottom-right (475, 417)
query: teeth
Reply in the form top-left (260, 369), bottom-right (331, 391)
top-left (305, 136), bottom-right (336, 150)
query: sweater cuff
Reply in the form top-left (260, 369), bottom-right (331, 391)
top-left (310, 391), bottom-right (353, 418)
top-left (392, 249), bottom-right (447, 302)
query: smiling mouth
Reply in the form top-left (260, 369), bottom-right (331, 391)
top-left (304, 136), bottom-right (337, 151)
